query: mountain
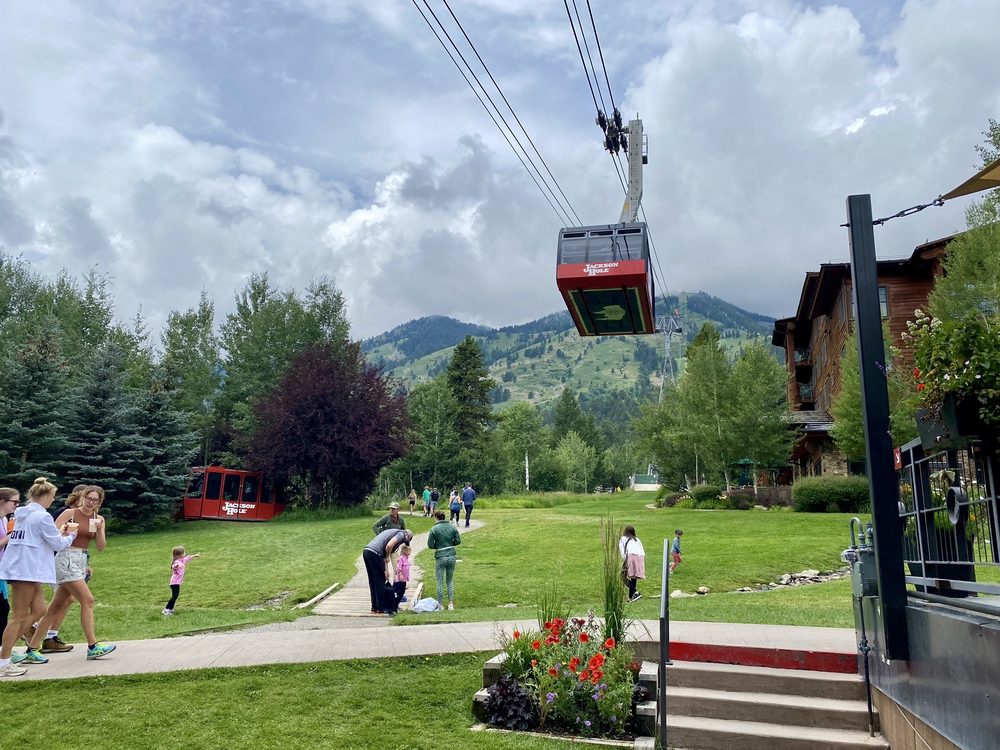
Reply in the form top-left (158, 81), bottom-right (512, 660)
top-left (361, 292), bottom-right (776, 409)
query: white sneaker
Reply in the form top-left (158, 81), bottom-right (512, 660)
top-left (161, 609), bottom-right (173, 616)
top-left (0, 662), bottom-right (28, 677)
top-left (448, 602), bottom-right (455, 610)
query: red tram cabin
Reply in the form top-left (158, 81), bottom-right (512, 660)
top-left (556, 222), bottom-right (655, 336)
top-left (182, 466), bottom-right (286, 522)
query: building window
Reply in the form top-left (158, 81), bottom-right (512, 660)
top-left (838, 290), bottom-right (846, 324)
top-left (878, 286), bottom-right (889, 319)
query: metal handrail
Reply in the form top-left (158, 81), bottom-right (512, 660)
top-left (658, 538), bottom-right (670, 748)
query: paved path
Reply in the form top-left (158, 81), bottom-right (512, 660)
top-left (312, 518), bottom-right (485, 616)
top-left (12, 620), bottom-right (857, 683)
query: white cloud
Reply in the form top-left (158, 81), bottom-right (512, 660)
top-left (0, 0), bottom-right (998, 343)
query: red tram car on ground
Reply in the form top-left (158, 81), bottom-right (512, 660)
top-left (182, 466), bottom-right (286, 521)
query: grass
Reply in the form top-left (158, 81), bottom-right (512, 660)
top-left (399, 495), bottom-right (862, 628)
top-left (54, 513), bottom-right (436, 643)
top-left (3, 653), bottom-right (565, 750)
top-left (47, 491), bottom-right (859, 642)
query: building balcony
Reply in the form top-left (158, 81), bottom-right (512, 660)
top-left (794, 348), bottom-right (812, 365)
top-left (798, 383), bottom-right (815, 402)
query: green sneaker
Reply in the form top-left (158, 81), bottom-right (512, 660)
top-left (86, 643), bottom-right (116, 660)
top-left (10, 651), bottom-right (28, 665)
top-left (21, 649), bottom-right (49, 665)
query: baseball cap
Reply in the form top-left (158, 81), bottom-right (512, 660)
top-left (389, 502), bottom-right (400, 509)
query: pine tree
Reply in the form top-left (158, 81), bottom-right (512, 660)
top-left (445, 336), bottom-right (495, 444)
top-left (0, 318), bottom-right (79, 486)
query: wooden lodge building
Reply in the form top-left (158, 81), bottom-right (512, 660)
top-left (771, 235), bottom-right (952, 478)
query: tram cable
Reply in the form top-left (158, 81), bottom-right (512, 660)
top-left (586, 0), bottom-right (618, 116)
top-left (440, 0), bottom-right (582, 226)
top-left (409, 0), bottom-right (574, 226)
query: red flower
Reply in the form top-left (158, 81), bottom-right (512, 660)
top-left (548, 667), bottom-right (558, 677)
top-left (531, 659), bottom-right (537, 667)
top-left (913, 367), bottom-right (921, 378)
top-left (917, 382), bottom-right (926, 392)
top-left (579, 669), bottom-right (591, 681)
top-left (578, 633), bottom-right (590, 643)
top-left (543, 621), bottom-right (552, 630)
top-left (568, 657), bottom-right (581, 672)
top-left (591, 670), bottom-right (603, 685)
top-left (604, 637), bottom-right (616, 650)
top-left (512, 631), bottom-right (520, 640)
top-left (588, 653), bottom-right (605, 670)
top-left (532, 640), bottom-right (541, 650)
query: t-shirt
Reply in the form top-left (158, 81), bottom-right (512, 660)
top-left (430, 490), bottom-right (440, 504)
top-left (422, 489), bottom-right (431, 504)
top-left (365, 529), bottom-right (405, 556)
top-left (671, 536), bottom-right (682, 554)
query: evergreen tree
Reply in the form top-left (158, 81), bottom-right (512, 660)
top-left (63, 343), bottom-right (151, 528)
top-left (552, 387), bottom-right (583, 444)
top-left (445, 336), bottom-right (495, 444)
top-left (0, 318), bottom-right (78, 486)
top-left (130, 371), bottom-right (199, 529)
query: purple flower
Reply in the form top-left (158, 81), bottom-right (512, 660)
top-left (546, 692), bottom-right (556, 704)
top-left (592, 693), bottom-right (600, 701)
top-left (611, 715), bottom-right (617, 723)
top-left (584, 720), bottom-right (592, 727)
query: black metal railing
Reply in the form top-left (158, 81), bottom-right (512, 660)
top-left (658, 538), bottom-right (670, 749)
top-left (897, 439), bottom-right (1000, 607)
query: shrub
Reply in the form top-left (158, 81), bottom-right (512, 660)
top-left (484, 674), bottom-right (539, 730)
top-left (792, 475), bottom-right (871, 513)
top-left (724, 489), bottom-right (755, 510)
top-left (693, 496), bottom-right (732, 510)
top-left (689, 484), bottom-right (722, 504)
top-left (659, 493), bottom-right (684, 508)
top-left (673, 497), bottom-right (695, 509)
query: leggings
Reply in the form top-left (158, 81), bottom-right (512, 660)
top-left (435, 555), bottom-right (456, 604)
top-left (450, 508), bottom-right (461, 523)
top-left (165, 584), bottom-right (181, 611)
top-left (627, 578), bottom-right (637, 598)
top-left (0, 590), bottom-right (8, 636)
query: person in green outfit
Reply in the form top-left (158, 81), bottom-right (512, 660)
top-left (426, 510), bottom-right (462, 610)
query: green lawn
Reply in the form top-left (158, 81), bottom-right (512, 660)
top-left (400, 496), bottom-right (860, 629)
top-left (4, 653), bottom-right (562, 750)
top-left (52, 492), bottom-right (860, 642)
top-left (56, 514), bottom-right (436, 642)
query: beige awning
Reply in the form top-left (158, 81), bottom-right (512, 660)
top-left (942, 156), bottom-right (1000, 200)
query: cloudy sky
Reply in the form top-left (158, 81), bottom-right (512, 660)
top-left (1, 0), bottom-right (998, 340)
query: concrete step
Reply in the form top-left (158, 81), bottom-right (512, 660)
top-left (664, 714), bottom-right (889, 750)
top-left (666, 660), bottom-right (865, 701)
top-left (667, 686), bottom-right (875, 732)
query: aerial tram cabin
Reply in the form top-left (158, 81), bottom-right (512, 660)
top-left (556, 222), bottom-right (655, 336)
top-left (556, 116), bottom-right (657, 336)
top-left (182, 466), bottom-right (286, 522)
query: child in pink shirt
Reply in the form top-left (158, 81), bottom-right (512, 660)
top-left (392, 544), bottom-right (411, 609)
top-left (162, 546), bottom-right (200, 616)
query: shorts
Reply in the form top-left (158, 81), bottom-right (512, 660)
top-left (671, 552), bottom-right (682, 565)
top-left (55, 548), bottom-right (88, 584)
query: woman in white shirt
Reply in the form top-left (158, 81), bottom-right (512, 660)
top-left (0, 478), bottom-right (76, 677)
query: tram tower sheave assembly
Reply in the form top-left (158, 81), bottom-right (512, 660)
top-left (556, 118), bottom-right (655, 336)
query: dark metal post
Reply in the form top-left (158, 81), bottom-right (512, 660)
top-left (658, 539), bottom-right (670, 748)
top-left (846, 194), bottom-right (910, 660)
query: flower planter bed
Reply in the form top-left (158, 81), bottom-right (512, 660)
top-left (472, 618), bottom-right (656, 743)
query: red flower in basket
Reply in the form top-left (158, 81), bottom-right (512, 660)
top-left (568, 656), bottom-right (581, 672)
top-left (604, 637), bottom-right (616, 650)
top-left (578, 632), bottom-right (590, 643)
top-left (579, 669), bottom-right (591, 681)
top-left (512, 630), bottom-right (520, 640)
top-left (532, 640), bottom-right (541, 650)
top-left (548, 667), bottom-right (558, 677)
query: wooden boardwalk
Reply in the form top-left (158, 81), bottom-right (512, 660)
top-left (312, 519), bottom-right (485, 616)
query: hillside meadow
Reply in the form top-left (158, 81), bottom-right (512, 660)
top-left (48, 492), bottom-right (861, 642)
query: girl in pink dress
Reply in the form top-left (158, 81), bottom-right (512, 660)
top-left (162, 546), bottom-right (200, 615)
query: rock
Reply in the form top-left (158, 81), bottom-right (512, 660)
top-left (670, 589), bottom-right (695, 598)
top-left (696, 586), bottom-right (710, 595)
top-left (780, 574), bottom-right (792, 585)
top-left (497, 603), bottom-right (518, 608)
top-left (753, 505), bottom-right (768, 510)
top-left (801, 569), bottom-right (820, 578)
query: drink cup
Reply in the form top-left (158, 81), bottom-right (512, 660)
top-left (89, 518), bottom-right (98, 533)
top-left (65, 521), bottom-right (79, 534)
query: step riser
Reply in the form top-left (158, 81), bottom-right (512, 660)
top-left (667, 694), bottom-right (874, 732)
top-left (667, 667), bottom-right (865, 701)
top-left (666, 724), bottom-right (883, 750)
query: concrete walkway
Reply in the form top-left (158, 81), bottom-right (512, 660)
top-left (12, 620), bottom-right (857, 683)
top-left (313, 518), bottom-right (485, 616)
